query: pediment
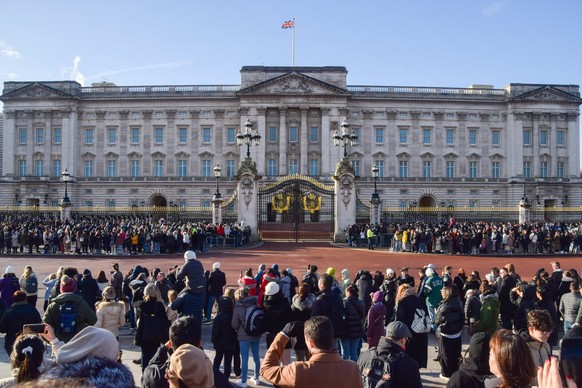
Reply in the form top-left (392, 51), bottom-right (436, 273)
top-left (199, 151), bottom-right (214, 158)
top-left (237, 72), bottom-right (349, 96)
top-left (1, 83), bottom-right (75, 101)
top-left (466, 152), bottom-right (481, 159)
top-left (444, 152), bottom-right (458, 159)
top-left (350, 151), bottom-right (364, 159)
top-left (175, 151), bottom-right (190, 158)
top-left (104, 152), bottom-right (119, 159)
top-left (81, 152), bottom-right (96, 159)
top-left (223, 151), bottom-right (237, 159)
top-left (510, 86), bottom-right (582, 103)
top-left (420, 152), bottom-right (435, 159)
top-left (151, 151), bottom-right (166, 159)
top-left (128, 152), bottom-right (143, 159)
top-left (396, 152), bottom-right (411, 159)
top-left (373, 152), bottom-right (389, 158)
top-left (489, 153), bottom-right (504, 160)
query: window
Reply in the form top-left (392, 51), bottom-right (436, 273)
top-left (399, 160), bottom-right (408, 178)
top-left (202, 127), bottom-right (211, 143)
top-left (557, 161), bottom-right (565, 178)
top-left (35, 160), bottom-right (43, 176)
top-left (178, 127), bottom-right (188, 143)
top-left (85, 200), bottom-right (93, 207)
top-left (268, 127), bottom-right (277, 142)
top-left (131, 160), bottom-right (140, 177)
top-left (352, 160), bottom-right (360, 177)
top-left (36, 128), bottom-right (44, 144)
top-left (226, 128), bottom-right (235, 144)
top-left (202, 160), bottom-right (211, 177)
top-left (422, 161), bottom-right (431, 178)
top-left (177, 160), bottom-right (187, 177)
top-left (310, 127), bottom-right (319, 142)
top-left (53, 127), bottom-right (62, 144)
top-left (423, 128), bottom-right (431, 144)
top-left (154, 127), bottom-right (164, 143)
top-left (469, 161), bottom-right (478, 178)
top-left (84, 160), bottom-right (93, 177)
top-left (492, 130), bottom-right (500, 146)
top-left (107, 160), bottom-right (117, 177)
top-left (375, 160), bottom-right (384, 177)
top-left (557, 130), bottom-right (564, 145)
top-left (107, 127), bottom-right (117, 144)
top-left (469, 129), bottom-right (478, 146)
top-left (523, 160), bottom-right (531, 178)
top-left (523, 129), bottom-right (531, 146)
top-left (446, 129), bottom-right (454, 145)
top-left (446, 161), bottom-right (455, 178)
top-left (226, 160), bottom-right (235, 177)
top-left (540, 130), bottom-right (548, 146)
top-left (492, 161), bottom-right (501, 178)
top-left (352, 128), bottom-right (360, 142)
top-left (19, 128), bottom-right (27, 144)
top-left (375, 128), bottom-right (384, 144)
top-left (201, 199), bottom-right (211, 207)
top-left (131, 128), bottom-right (140, 143)
top-left (309, 159), bottom-right (319, 176)
top-left (289, 159), bottom-right (298, 175)
top-left (53, 159), bottom-right (61, 177)
top-left (267, 159), bottom-right (278, 176)
top-left (289, 127), bottom-right (298, 142)
top-left (85, 128), bottom-right (94, 144)
top-left (154, 160), bottom-right (163, 177)
top-left (107, 200), bottom-right (116, 208)
top-left (399, 128), bottom-right (408, 144)
top-left (540, 161), bottom-right (548, 178)
top-left (18, 160), bottom-right (26, 176)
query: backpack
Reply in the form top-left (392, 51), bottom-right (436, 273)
top-left (362, 348), bottom-right (405, 388)
top-left (243, 305), bottom-right (267, 336)
top-left (59, 300), bottom-right (78, 334)
top-left (25, 275), bottom-right (38, 294)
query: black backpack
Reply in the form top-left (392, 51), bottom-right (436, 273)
top-left (25, 275), bottom-right (38, 294)
top-left (243, 305), bottom-right (267, 337)
top-left (362, 348), bottom-right (405, 388)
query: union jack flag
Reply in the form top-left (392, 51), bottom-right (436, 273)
top-left (281, 19), bottom-right (294, 29)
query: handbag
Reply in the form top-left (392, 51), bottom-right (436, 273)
top-left (411, 308), bottom-right (431, 333)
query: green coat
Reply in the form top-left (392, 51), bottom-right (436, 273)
top-left (424, 274), bottom-right (443, 307)
top-left (43, 292), bottom-right (97, 343)
top-left (474, 294), bottom-right (500, 336)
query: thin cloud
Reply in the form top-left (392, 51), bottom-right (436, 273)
top-left (1, 72), bottom-right (18, 80)
top-left (86, 60), bottom-right (192, 82)
top-left (483, 2), bottom-right (503, 17)
top-left (0, 39), bottom-right (21, 59)
top-left (61, 55), bottom-right (87, 86)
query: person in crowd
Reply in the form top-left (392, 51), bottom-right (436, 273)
top-left (94, 285), bottom-right (126, 339)
top-left (454, 268), bottom-right (467, 301)
top-left (358, 321), bottom-right (422, 388)
top-left (134, 283), bottom-right (170, 371)
top-left (536, 283), bottom-right (559, 347)
top-left (109, 262), bottom-right (124, 301)
top-left (279, 269), bottom-right (292, 302)
top-left (340, 268), bottom-right (352, 296)
top-left (0, 290), bottom-right (42, 355)
top-left (446, 332), bottom-right (491, 388)
top-left (367, 290), bottom-right (386, 348)
top-left (154, 271), bottom-right (172, 304)
top-left (519, 309), bottom-right (553, 368)
top-left (473, 284), bottom-right (501, 336)
top-left (312, 273), bottom-right (346, 342)
top-left (511, 281), bottom-right (538, 332)
top-left (43, 274), bottom-right (97, 343)
top-left (291, 282), bottom-right (316, 362)
top-left (328, 267), bottom-right (341, 290)
top-left (96, 270), bottom-right (109, 292)
top-left (166, 289), bottom-right (178, 322)
top-left (205, 261), bottom-right (226, 322)
top-left (464, 271), bottom-right (482, 294)
top-left (176, 250), bottom-right (206, 293)
top-left (355, 269), bottom-right (373, 314)
top-left (442, 266), bottom-right (453, 287)
top-left (465, 288), bottom-right (482, 334)
top-left (397, 267), bottom-right (415, 287)
top-left (77, 269), bottom-right (100, 312)
top-left (261, 317), bottom-right (363, 388)
top-left (381, 268), bottom-right (398, 324)
top-left (42, 271), bottom-right (59, 311)
top-left (0, 266), bottom-right (21, 309)
top-left (211, 288), bottom-right (238, 379)
top-left (485, 329), bottom-right (536, 388)
top-left (498, 267), bottom-right (517, 330)
top-left (285, 267), bottom-right (299, 300)
top-left (505, 263), bottom-right (521, 283)
top-left (0, 334), bottom-right (46, 386)
top-left (435, 285), bottom-right (464, 380)
top-left (263, 281), bottom-right (292, 364)
top-left (166, 343), bottom-right (215, 388)
top-left (560, 280), bottom-right (582, 333)
top-left (341, 283), bottom-right (365, 362)
top-left (424, 266), bottom-right (444, 331)
top-left (257, 268), bottom-right (279, 308)
top-left (238, 268), bottom-right (258, 296)
top-left (19, 265), bottom-right (38, 306)
top-left (231, 286), bottom-right (262, 387)
top-left (395, 283), bottom-right (428, 369)
top-left (372, 270), bottom-right (384, 293)
top-left (255, 264), bottom-right (266, 289)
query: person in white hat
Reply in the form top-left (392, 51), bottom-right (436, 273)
top-left (176, 250), bottom-right (206, 293)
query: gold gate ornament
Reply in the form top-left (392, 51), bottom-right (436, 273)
top-left (303, 192), bottom-right (321, 214)
top-left (272, 192), bottom-right (290, 213)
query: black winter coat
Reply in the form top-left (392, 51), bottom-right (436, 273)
top-left (207, 269), bottom-right (227, 297)
top-left (435, 296), bottom-right (464, 335)
top-left (77, 275), bottom-right (100, 310)
top-left (311, 288), bottom-right (346, 338)
top-left (343, 295), bottom-right (365, 339)
top-left (0, 301), bottom-right (41, 354)
top-left (211, 296), bottom-right (237, 352)
top-left (263, 292), bottom-right (292, 334)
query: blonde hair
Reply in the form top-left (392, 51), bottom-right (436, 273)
top-left (167, 289), bottom-right (177, 303)
top-left (234, 286), bottom-right (249, 301)
top-left (144, 283), bottom-right (160, 301)
top-left (395, 284), bottom-right (412, 305)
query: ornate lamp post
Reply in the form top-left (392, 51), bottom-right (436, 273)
top-left (370, 164), bottom-right (381, 226)
top-left (237, 119), bottom-right (261, 159)
top-left (60, 168), bottom-right (72, 222)
top-left (212, 163), bottom-right (224, 225)
top-left (518, 182), bottom-right (531, 224)
top-left (333, 120), bottom-right (358, 159)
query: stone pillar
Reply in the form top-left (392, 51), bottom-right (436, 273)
top-left (61, 205), bottom-right (71, 223)
top-left (321, 108), bottom-right (331, 175)
top-left (370, 196), bottom-right (381, 226)
top-left (257, 108), bottom-right (267, 175)
top-left (333, 158), bottom-right (356, 242)
top-left (300, 107), bottom-right (308, 174)
top-left (566, 112), bottom-right (579, 177)
top-left (2, 111), bottom-right (16, 176)
top-left (518, 196), bottom-right (531, 224)
top-left (236, 159), bottom-right (261, 242)
top-left (212, 196), bottom-right (224, 225)
top-left (279, 108), bottom-right (288, 175)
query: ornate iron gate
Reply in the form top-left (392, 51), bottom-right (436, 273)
top-left (258, 176), bottom-right (335, 242)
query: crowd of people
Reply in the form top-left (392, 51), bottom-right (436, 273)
top-left (0, 214), bottom-right (251, 256)
top-left (0, 251), bottom-right (580, 387)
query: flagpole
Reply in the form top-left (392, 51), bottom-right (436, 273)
top-left (292, 17), bottom-right (295, 67)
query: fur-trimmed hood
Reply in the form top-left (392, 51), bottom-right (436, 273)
top-left (292, 293), bottom-right (316, 311)
top-left (39, 357), bottom-right (134, 387)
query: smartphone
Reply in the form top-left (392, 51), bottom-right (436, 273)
top-left (23, 323), bottom-right (45, 334)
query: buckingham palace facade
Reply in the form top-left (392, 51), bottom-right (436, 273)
top-left (0, 65), bottom-right (581, 212)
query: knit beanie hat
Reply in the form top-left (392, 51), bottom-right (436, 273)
top-left (4, 265), bottom-right (14, 274)
top-left (386, 268), bottom-right (395, 276)
top-left (55, 326), bottom-right (120, 364)
top-left (426, 268), bottom-right (435, 277)
top-left (326, 267), bottom-right (336, 277)
top-left (102, 286), bottom-right (116, 301)
top-left (258, 263), bottom-right (266, 272)
top-left (60, 275), bottom-right (77, 293)
top-left (265, 281), bottom-right (280, 296)
top-left (184, 250), bottom-right (197, 262)
top-left (372, 290), bottom-right (384, 303)
top-left (168, 344), bottom-right (214, 388)
top-left (212, 262), bottom-right (221, 270)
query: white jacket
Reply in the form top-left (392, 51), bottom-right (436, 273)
top-left (95, 301), bottom-right (126, 337)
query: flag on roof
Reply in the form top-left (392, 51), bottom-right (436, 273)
top-left (281, 19), bottom-right (294, 29)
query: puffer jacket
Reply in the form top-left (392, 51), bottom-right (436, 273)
top-left (435, 296), bottom-right (464, 336)
top-left (176, 259), bottom-right (206, 293)
top-left (291, 293), bottom-right (316, 351)
top-left (263, 291), bottom-right (292, 334)
top-left (232, 295), bottom-right (262, 341)
top-left (212, 296), bottom-right (237, 352)
top-left (95, 300), bottom-right (126, 337)
top-left (474, 294), bottom-right (500, 336)
top-left (343, 295), bottom-right (365, 339)
top-left (238, 275), bottom-right (257, 296)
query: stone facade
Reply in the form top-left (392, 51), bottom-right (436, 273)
top-left (0, 66), bottom-right (580, 212)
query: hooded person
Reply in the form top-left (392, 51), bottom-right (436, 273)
top-left (367, 290), bottom-right (386, 347)
top-left (446, 332), bottom-right (491, 388)
top-left (381, 268), bottom-right (398, 324)
top-left (238, 268), bottom-right (258, 296)
top-left (166, 344), bottom-right (215, 388)
top-left (94, 286), bottom-right (126, 338)
top-left (258, 268), bottom-right (279, 308)
top-left (176, 250), bottom-right (206, 293)
top-left (77, 269), bottom-right (100, 312)
top-left (340, 268), bottom-right (352, 296)
top-left (0, 265), bottom-right (21, 309)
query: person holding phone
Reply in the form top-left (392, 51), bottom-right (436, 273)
top-left (0, 290), bottom-right (41, 355)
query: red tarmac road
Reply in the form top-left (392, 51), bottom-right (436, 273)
top-left (0, 242), bottom-right (579, 285)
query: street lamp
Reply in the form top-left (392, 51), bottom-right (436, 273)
top-left (237, 119), bottom-right (261, 159)
top-left (213, 164), bottom-right (222, 199)
top-left (61, 168), bottom-right (72, 207)
top-left (371, 164), bottom-right (380, 201)
top-left (333, 120), bottom-right (358, 158)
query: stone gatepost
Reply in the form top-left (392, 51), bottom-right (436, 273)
top-left (370, 196), bottom-right (381, 226)
top-left (518, 195), bottom-right (531, 224)
top-left (333, 158), bottom-right (356, 242)
top-left (236, 158), bottom-right (261, 242)
top-left (211, 196), bottom-right (224, 225)
top-left (61, 204), bottom-right (71, 223)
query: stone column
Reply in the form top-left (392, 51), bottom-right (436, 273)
top-left (532, 113), bottom-right (540, 176)
top-left (212, 196), bottom-right (224, 225)
top-left (518, 196), bottom-right (531, 224)
top-left (257, 107), bottom-right (267, 175)
top-left (370, 197), bottom-right (381, 226)
top-left (61, 205), bottom-right (71, 223)
top-left (566, 112), bottom-right (580, 177)
top-left (300, 107), bottom-right (308, 174)
top-left (321, 108), bottom-right (331, 175)
top-left (236, 159), bottom-right (261, 242)
top-left (333, 158), bottom-right (356, 242)
top-left (2, 111), bottom-right (16, 176)
top-left (279, 108), bottom-right (287, 175)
